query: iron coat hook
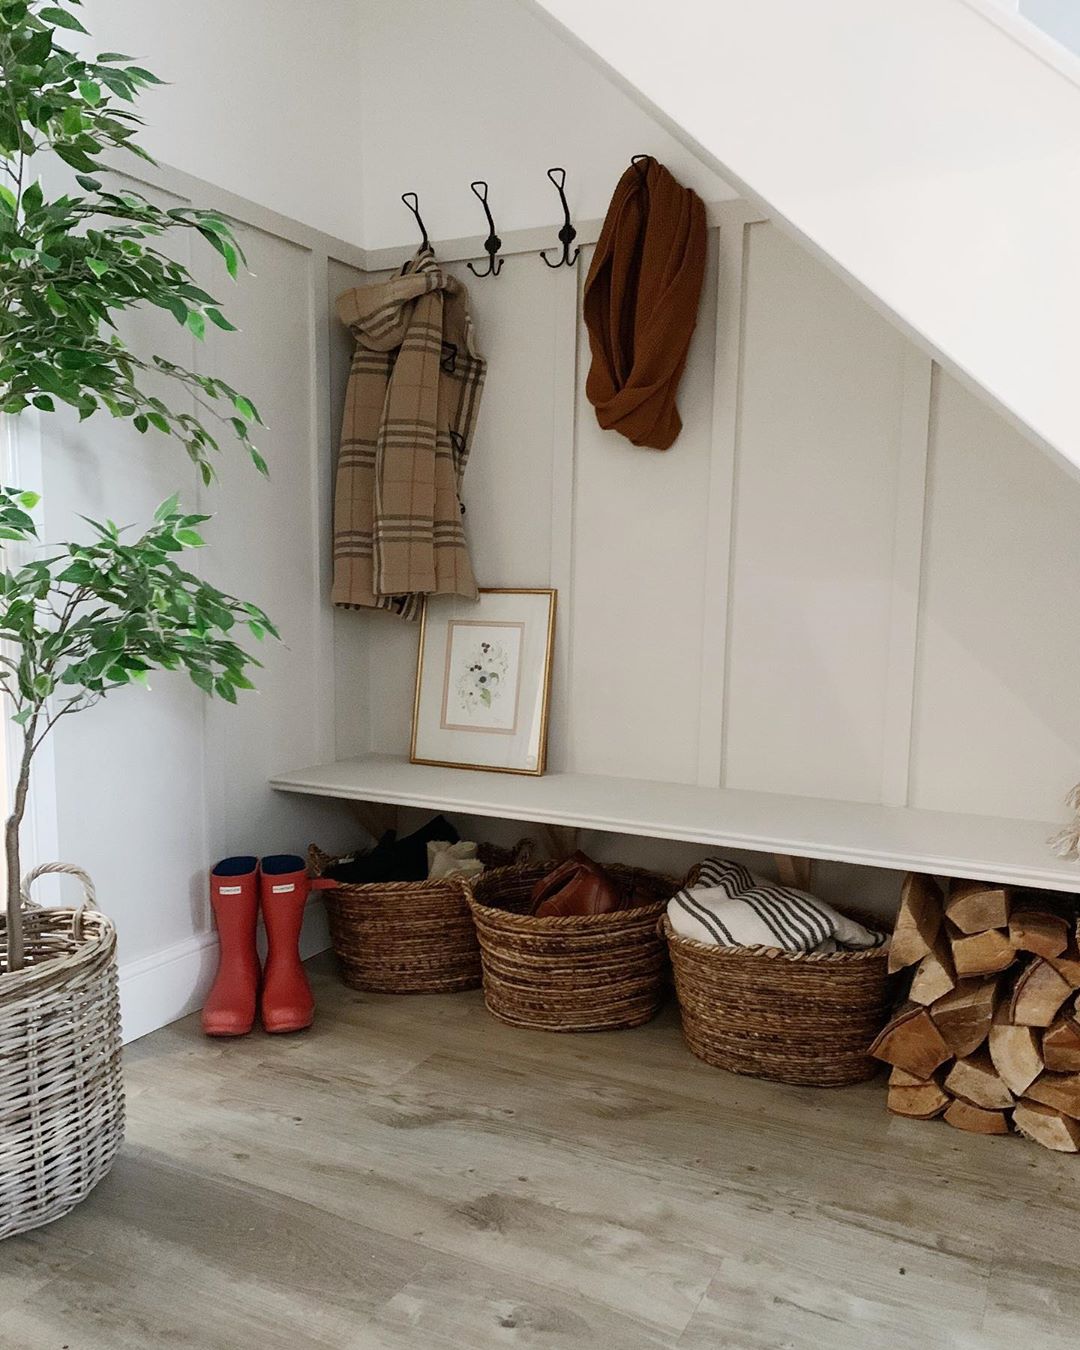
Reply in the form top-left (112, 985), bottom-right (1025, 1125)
top-left (467, 180), bottom-right (504, 277)
top-left (540, 167), bottom-right (579, 269)
top-left (401, 192), bottom-right (430, 250)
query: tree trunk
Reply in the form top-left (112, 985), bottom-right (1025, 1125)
top-left (4, 727), bottom-right (35, 973)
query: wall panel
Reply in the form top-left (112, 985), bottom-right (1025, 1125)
top-left (565, 238), bottom-right (718, 782)
top-left (723, 223), bottom-right (910, 803)
top-left (909, 372), bottom-right (1080, 821)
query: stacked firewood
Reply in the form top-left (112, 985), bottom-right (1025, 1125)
top-left (870, 875), bottom-right (1080, 1152)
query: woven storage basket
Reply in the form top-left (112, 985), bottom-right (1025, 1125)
top-left (1, 864), bottom-right (124, 1241)
top-left (663, 903), bottom-right (891, 1087)
top-left (467, 861), bottom-right (675, 1032)
top-left (309, 841), bottom-right (528, 994)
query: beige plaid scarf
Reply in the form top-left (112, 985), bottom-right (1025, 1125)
top-left (332, 248), bottom-right (484, 618)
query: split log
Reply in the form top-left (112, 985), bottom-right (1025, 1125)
top-left (1013, 1100), bottom-right (1080, 1153)
top-left (1046, 950), bottom-right (1080, 990)
top-left (944, 1048), bottom-right (1015, 1111)
top-left (988, 1004), bottom-right (1044, 1096)
top-left (887, 1083), bottom-right (951, 1119)
top-left (869, 1003), bottom-right (952, 1079)
top-left (889, 873), bottom-right (942, 974)
top-left (950, 927), bottom-right (1014, 978)
top-left (931, 978), bottom-right (997, 1057)
top-left (1009, 959), bottom-right (1073, 1028)
top-left (1042, 1017), bottom-right (1080, 1073)
top-left (945, 879), bottom-right (1010, 935)
top-left (908, 932), bottom-right (956, 1006)
top-left (1009, 909), bottom-right (1069, 960)
top-left (943, 1099), bottom-right (1011, 1135)
top-left (1025, 1072), bottom-right (1080, 1119)
top-left (888, 1066), bottom-right (931, 1087)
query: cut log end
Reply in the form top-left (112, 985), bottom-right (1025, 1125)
top-left (931, 977), bottom-right (998, 1058)
top-left (1014, 1100), bottom-right (1080, 1153)
top-left (1009, 959), bottom-right (1073, 1028)
top-left (1009, 909), bottom-right (1069, 961)
top-left (1041, 1017), bottom-right (1080, 1074)
top-left (889, 873), bottom-right (943, 974)
top-left (988, 1006), bottom-right (1043, 1096)
top-left (887, 1083), bottom-right (951, 1120)
top-left (950, 928), bottom-right (1014, 979)
top-left (946, 879), bottom-right (1010, 936)
top-left (943, 1099), bottom-right (1011, 1135)
top-left (869, 1003), bottom-right (952, 1080)
top-left (944, 1048), bottom-right (1015, 1111)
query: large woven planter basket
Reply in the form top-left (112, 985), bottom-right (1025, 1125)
top-left (467, 861), bottom-right (675, 1032)
top-left (309, 842), bottom-right (529, 995)
top-left (663, 914), bottom-right (891, 1087)
top-left (1, 864), bottom-right (124, 1241)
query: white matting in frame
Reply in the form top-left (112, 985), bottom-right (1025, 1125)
top-left (411, 588), bottom-right (556, 775)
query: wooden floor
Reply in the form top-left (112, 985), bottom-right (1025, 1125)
top-left (4, 955), bottom-right (1080, 1349)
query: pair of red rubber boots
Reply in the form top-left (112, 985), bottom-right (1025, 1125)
top-left (201, 854), bottom-right (334, 1037)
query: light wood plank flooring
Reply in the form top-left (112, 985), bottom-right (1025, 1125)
top-left (4, 953), bottom-right (1080, 1349)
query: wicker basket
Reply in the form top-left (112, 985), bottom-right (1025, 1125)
top-left (663, 910), bottom-right (891, 1087)
top-left (466, 861), bottom-right (675, 1032)
top-left (309, 841), bottom-right (529, 995)
top-left (1, 864), bottom-right (124, 1241)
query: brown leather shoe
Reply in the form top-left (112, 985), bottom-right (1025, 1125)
top-left (530, 852), bottom-right (624, 917)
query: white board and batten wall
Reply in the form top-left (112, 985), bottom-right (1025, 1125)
top-left (329, 202), bottom-right (1080, 913)
top-left (23, 159), bottom-right (1080, 1039)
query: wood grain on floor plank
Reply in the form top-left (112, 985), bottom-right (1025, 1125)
top-left (4, 955), bottom-right (1079, 1349)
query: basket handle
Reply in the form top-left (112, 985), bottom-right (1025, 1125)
top-left (20, 862), bottom-right (98, 941)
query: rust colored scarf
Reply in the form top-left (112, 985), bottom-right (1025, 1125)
top-left (583, 157), bottom-right (707, 451)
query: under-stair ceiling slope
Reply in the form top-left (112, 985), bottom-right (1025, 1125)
top-left (523, 0), bottom-right (1080, 479)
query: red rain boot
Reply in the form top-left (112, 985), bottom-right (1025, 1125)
top-left (202, 856), bottom-right (260, 1037)
top-left (259, 855), bottom-right (325, 1034)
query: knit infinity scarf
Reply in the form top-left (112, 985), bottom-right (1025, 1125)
top-left (583, 157), bottom-right (707, 451)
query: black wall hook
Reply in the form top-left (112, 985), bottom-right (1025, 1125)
top-left (540, 167), bottom-right (579, 269)
top-left (631, 153), bottom-right (652, 182)
top-left (467, 180), bottom-right (504, 277)
top-left (401, 192), bottom-right (430, 250)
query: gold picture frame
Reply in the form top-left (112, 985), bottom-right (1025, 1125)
top-left (410, 588), bottom-right (557, 776)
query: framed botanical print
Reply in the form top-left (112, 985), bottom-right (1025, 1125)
top-left (410, 588), bottom-right (557, 775)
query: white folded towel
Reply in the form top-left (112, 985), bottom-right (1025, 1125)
top-left (427, 840), bottom-right (484, 881)
top-left (667, 858), bottom-right (884, 953)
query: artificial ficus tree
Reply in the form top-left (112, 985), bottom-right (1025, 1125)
top-left (0, 0), bottom-right (275, 970)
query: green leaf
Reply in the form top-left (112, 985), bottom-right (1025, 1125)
top-left (175, 529), bottom-right (204, 548)
top-left (17, 492), bottom-right (40, 510)
top-left (86, 258), bottom-right (109, 278)
top-left (39, 6), bottom-right (89, 32)
top-left (32, 394), bottom-right (55, 411)
top-left (232, 394), bottom-right (258, 422)
top-left (205, 307), bottom-right (237, 332)
top-left (79, 81), bottom-right (103, 106)
top-left (185, 309), bottom-right (206, 341)
top-left (76, 173), bottom-right (103, 192)
top-left (0, 184), bottom-right (16, 216)
top-left (154, 493), bottom-right (180, 521)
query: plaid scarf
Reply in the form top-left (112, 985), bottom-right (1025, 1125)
top-left (332, 248), bottom-right (484, 618)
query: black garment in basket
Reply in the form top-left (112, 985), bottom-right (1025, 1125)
top-left (325, 815), bottom-right (459, 884)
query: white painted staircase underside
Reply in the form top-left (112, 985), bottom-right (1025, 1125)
top-left (523, 0), bottom-right (1080, 478)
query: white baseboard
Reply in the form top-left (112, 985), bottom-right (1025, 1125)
top-left (118, 900), bottom-right (332, 1044)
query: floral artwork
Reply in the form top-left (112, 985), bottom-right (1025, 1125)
top-left (441, 621), bottom-right (524, 734)
top-left (456, 638), bottom-right (511, 715)
top-left (412, 588), bottom-right (556, 775)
